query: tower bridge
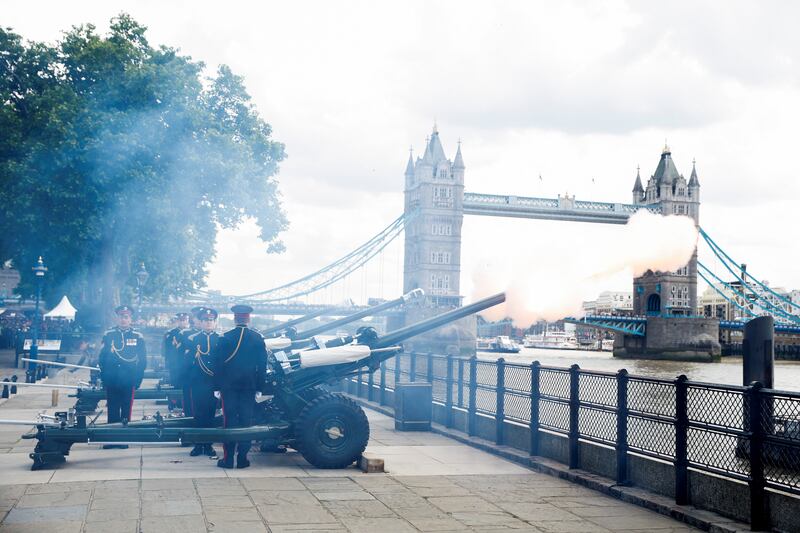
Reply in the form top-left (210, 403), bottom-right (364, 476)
top-left (177, 125), bottom-right (798, 358)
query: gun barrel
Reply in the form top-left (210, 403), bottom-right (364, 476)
top-left (20, 358), bottom-right (99, 372)
top-left (260, 309), bottom-right (328, 336)
top-left (10, 382), bottom-right (82, 390)
top-left (374, 292), bottom-right (506, 349)
top-left (294, 289), bottom-right (422, 339)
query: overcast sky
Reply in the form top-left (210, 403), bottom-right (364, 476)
top-left (7, 1), bottom-right (800, 308)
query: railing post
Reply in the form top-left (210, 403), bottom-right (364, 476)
top-left (569, 364), bottom-right (581, 469)
top-left (357, 367), bottom-right (364, 397)
top-left (445, 355), bottom-right (454, 428)
top-left (394, 353), bottom-right (401, 387)
top-left (379, 360), bottom-right (387, 406)
top-left (616, 369), bottom-right (629, 485)
top-left (747, 382), bottom-right (768, 530)
top-left (457, 358), bottom-right (465, 408)
top-left (427, 353), bottom-right (434, 383)
top-left (410, 352), bottom-right (417, 383)
top-left (674, 375), bottom-right (689, 505)
top-left (468, 356), bottom-right (477, 437)
top-left (496, 358), bottom-right (506, 445)
top-left (530, 361), bottom-right (540, 455)
top-left (367, 365), bottom-right (375, 402)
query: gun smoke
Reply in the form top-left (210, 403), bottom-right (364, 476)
top-left (471, 211), bottom-right (698, 323)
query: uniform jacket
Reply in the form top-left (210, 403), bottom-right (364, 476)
top-left (185, 330), bottom-right (219, 389)
top-left (98, 327), bottom-right (147, 388)
top-left (162, 327), bottom-right (183, 371)
top-left (211, 325), bottom-right (267, 391)
top-left (174, 327), bottom-right (199, 382)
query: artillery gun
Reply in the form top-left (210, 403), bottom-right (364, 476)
top-left (65, 289), bottom-right (423, 414)
top-left (23, 292), bottom-right (504, 470)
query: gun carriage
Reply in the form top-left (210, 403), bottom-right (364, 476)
top-left (23, 292), bottom-right (504, 470)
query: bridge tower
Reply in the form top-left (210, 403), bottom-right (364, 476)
top-left (403, 125), bottom-right (465, 308)
top-left (631, 145), bottom-right (701, 316)
top-left (401, 126), bottom-right (474, 354)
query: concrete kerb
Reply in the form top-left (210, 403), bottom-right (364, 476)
top-left (348, 395), bottom-right (750, 533)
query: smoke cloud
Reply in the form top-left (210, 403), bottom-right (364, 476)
top-left (472, 211), bottom-right (698, 323)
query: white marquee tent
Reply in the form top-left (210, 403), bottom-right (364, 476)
top-left (44, 295), bottom-right (77, 320)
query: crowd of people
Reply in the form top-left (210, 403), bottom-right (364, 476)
top-left (98, 303), bottom-right (267, 469)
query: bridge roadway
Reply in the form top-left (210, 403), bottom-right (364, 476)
top-left (0, 364), bottom-right (708, 532)
top-left (463, 192), bottom-right (661, 224)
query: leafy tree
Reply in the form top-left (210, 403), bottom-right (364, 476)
top-left (0, 14), bottom-right (287, 317)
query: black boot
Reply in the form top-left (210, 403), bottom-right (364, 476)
top-left (216, 458), bottom-right (234, 469)
top-left (190, 445), bottom-right (204, 457)
top-left (204, 444), bottom-right (217, 457)
top-left (236, 455), bottom-right (250, 469)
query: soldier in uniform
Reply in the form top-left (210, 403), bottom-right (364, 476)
top-left (98, 305), bottom-right (147, 448)
top-left (185, 308), bottom-right (219, 457)
top-left (162, 312), bottom-right (189, 388)
top-left (176, 306), bottom-right (203, 416)
top-left (211, 304), bottom-right (267, 469)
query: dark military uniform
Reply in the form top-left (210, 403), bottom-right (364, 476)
top-left (176, 325), bottom-right (200, 416)
top-left (212, 305), bottom-right (267, 468)
top-left (162, 325), bottom-right (184, 387)
top-left (162, 312), bottom-right (189, 389)
top-left (186, 328), bottom-right (219, 456)
top-left (98, 326), bottom-right (147, 423)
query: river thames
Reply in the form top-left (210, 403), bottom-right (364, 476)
top-left (478, 347), bottom-right (800, 391)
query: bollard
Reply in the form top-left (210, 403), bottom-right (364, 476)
top-left (743, 316), bottom-right (774, 388)
top-left (51, 389), bottom-right (59, 407)
top-left (10, 375), bottom-right (17, 394)
top-left (1, 379), bottom-right (8, 399)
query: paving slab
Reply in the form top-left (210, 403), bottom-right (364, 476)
top-left (141, 498), bottom-right (201, 517)
top-left (322, 499), bottom-right (396, 519)
top-left (139, 515), bottom-right (206, 532)
top-left (204, 506), bottom-right (263, 523)
top-left (3, 504), bottom-right (87, 523)
top-left (0, 519), bottom-right (84, 532)
top-left (207, 520), bottom-right (269, 532)
top-left (338, 516), bottom-right (418, 533)
top-left (82, 519), bottom-right (139, 533)
top-left (257, 503), bottom-right (338, 524)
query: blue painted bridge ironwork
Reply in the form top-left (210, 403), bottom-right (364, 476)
top-left (566, 315), bottom-right (800, 337)
top-left (564, 315), bottom-right (647, 336)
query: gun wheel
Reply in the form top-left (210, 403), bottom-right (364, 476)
top-left (294, 393), bottom-right (369, 469)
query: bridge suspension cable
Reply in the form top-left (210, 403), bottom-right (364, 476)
top-left (197, 212), bottom-right (410, 303)
top-left (695, 261), bottom-right (786, 321)
top-left (698, 227), bottom-right (800, 323)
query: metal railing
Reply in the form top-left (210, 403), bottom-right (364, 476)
top-left (347, 352), bottom-right (800, 530)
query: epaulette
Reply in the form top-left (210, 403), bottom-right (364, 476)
top-left (102, 329), bottom-right (116, 337)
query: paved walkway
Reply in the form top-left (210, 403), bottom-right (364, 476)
top-left (0, 369), bottom-right (699, 532)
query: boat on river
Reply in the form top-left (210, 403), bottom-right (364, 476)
top-left (476, 335), bottom-right (521, 353)
top-left (523, 330), bottom-right (580, 350)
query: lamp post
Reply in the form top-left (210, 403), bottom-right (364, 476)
top-left (136, 262), bottom-right (149, 322)
top-left (27, 257), bottom-right (47, 382)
